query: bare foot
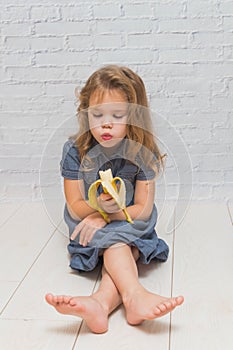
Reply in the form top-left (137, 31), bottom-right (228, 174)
top-left (45, 293), bottom-right (109, 334)
top-left (123, 288), bottom-right (184, 325)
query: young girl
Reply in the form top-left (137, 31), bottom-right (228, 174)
top-left (45, 65), bottom-right (184, 333)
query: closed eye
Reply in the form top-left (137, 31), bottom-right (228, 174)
top-left (92, 113), bottom-right (103, 118)
top-left (113, 114), bottom-right (126, 119)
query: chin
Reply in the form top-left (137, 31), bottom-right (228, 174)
top-left (100, 139), bottom-right (121, 148)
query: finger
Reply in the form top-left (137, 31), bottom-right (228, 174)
top-left (106, 201), bottom-right (120, 212)
top-left (81, 226), bottom-right (97, 246)
top-left (70, 222), bottom-right (83, 240)
top-left (87, 229), bottom-right (96, 244)
top-left (79, 225), bottom-right (90, 246)
top-left (100, 193), bottom-right (112, 201)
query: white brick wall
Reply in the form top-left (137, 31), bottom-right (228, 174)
top-left (0, 0), bottom-right (232, 203)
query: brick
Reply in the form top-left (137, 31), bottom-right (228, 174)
top-left (0, 112), bottom-right (48, 128)
top-left (93, 4), bottom-right (121, 18)
top-left (0, 6), bottom-right (29, 22)
top-left (66, 65), bottom-right (92, 81)
top-left (223, 46), bottom-right (233, 60)
top-left (200, 154), bottom-right (233, 172)
top-left (159, 18), bottom-right (222, 33)
top-left (3, 52), bottom-right (31, 66)
top-left (123, 3), bottom-right (153, 18)
top-left (190, 184), bottom-right (213, 200)
top-left (45, 83), bottom-right (77, 97)
top-left (96, 49), bottom-right (155, 64)
top-left (6, 66), bottom-right (67, 82)
top-left (159, 47), bottom-right (221, 63)
top-left (153, 2), bottom-right (186, 19)
top-left (211, 95), bottom-right (233, 109)
top-left (93, 34), bottom-right (121, 48)
top-left (35, 21), bottom-right (90, 35)
top-left (224, 171), bottom-right (233, 182)
top-left (150, 96), bottom-right (180, 110)
top-left (30, 6), bottom-right (60, 22)
top-left (128, 32), bottom-right (188, 49)
top-left (194, 62), bottom-right (233, 78)
top-left (137, 63), bottom-right (195, 78)
top-left (219, 2), bottom-right (233, 15)
top-left (0, 156), bottom-right (42, 172)
top-left (211, 128), bottom-right (233, 145)
top-left (0, 83), bottom-right (42, 96)
top-left (194, 171), bottom-right (224, 184)
top-left (29, 37), bottom-right (63, 51)
top-left (180, 95), bottom-right (211, 109)
top-left (2, 22), bottom-right (31, 36)
top-left (35, 51), bottom-right (90, 66)
top-left (187, 0), bottom-right (221, 18)
top-left (68, 35), bottom-right (93, 50)
top-left (61, 5), bottom-right (92, 20)
top-left (165, 77), bottom-right (211, 95)
top-left (127, 33), bottom-right (157, 48)
top-left (223, 31), bottom-right (233, 44)
top-left (4, 36), bottom-right (31, 51)
top-left (192, 31), bottom-right (224, 48)
top-left (96, 19), bottom-right (155, 34)
top-left (1, 96), bottom-right (62, 113)
top-left (4, 184), bottom-right (36, 200)
top-left (211, 80), bottom-right (227, 97)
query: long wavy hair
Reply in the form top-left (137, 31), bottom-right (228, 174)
top-left (72, 65), bottom-right (165, 174)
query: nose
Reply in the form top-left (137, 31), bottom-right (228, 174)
top-left (102, 115), bottom-right (113, 128)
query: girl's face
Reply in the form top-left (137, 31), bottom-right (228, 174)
top-left (88, 89), bottom-right (128, 148)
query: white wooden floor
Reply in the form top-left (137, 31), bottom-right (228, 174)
top-left (0, 200), bottom-right (232, 350)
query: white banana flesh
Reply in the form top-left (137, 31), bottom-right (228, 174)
top-left (88, 168), bottom-right (133, 224)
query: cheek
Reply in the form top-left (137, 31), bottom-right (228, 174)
top-left (116, 123), bottom-right (127, 135)
top-left (88, 116), bottom-right (99, 130)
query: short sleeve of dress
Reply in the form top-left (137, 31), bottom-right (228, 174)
top-left (60, 139), bottom-right (83, 180)
top-left (135, 155), bottom-right (158, 181)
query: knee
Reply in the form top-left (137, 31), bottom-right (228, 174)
top-left (131, 246), bottom-right (140, 261)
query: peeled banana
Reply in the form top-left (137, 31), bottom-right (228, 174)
top-left (88, 168), bottom-right (133, 224)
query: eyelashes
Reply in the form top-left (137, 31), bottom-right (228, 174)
top-left (92, 113), bottom-right (126, 119)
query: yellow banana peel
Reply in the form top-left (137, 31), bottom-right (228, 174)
top-left (88, 169), bottom-right (133, 224)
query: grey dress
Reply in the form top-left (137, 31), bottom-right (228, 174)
top-left (61, 138), bottom-right (169, 272)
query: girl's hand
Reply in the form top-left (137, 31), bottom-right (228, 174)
top-left (97, 193), bottom-right (121, 214)
top-left (71, 212), bottom-right (107, 246)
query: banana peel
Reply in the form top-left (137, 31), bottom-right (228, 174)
top-left (88, 168), bottom-right (133, 224)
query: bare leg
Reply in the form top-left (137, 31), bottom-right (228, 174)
top-left (103, 244), bottom-right (184, 325)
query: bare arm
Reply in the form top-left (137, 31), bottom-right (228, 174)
top-left (108, 179), bottom-right (155, 222)
top-left (64, 178), bottom-right (96, 220)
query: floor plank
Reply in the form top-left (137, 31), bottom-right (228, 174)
top-left (0, 202), bottom-right (24, 227)
top-left (74, 203), bottom-right (175, 350)
top-left (1, 230), bottom-right (100, 321)
top-left (0, 281), bottom-right (18, 313)
top-left (0, 202), bottom-right (59, 282)
top-left (0, 320), bottom-right (79, 350)
top-left (171, 203), bottom-right (233, 350)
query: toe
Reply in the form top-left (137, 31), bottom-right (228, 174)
top-left (45, 293), bottom-right (54, 305)
top-left (158, 303), bottom-right (167, 312)
top-left (176, 296), bottom-right (184, 305)
top-left (64, 296), bottom-right (72, 304)
top-left (164, 301), bottom-right (173, 310)
top-left (171, 298), bottom-right (178, 307)
top-left (57, 295), bottom-right (64, 303)
top-left (154, 306), bottom-right (162, 315)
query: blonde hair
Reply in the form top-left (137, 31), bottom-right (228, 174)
top-left (72, 65), bottom-right (165, 174)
